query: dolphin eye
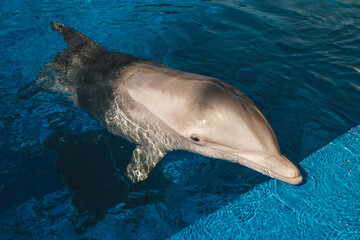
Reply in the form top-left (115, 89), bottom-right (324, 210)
top-left (190, 135), bottom-right (200, 142)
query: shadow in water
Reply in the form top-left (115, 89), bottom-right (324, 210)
top-left (44, 129), bottom-right (296, 238)
top-left (45, 130), bottom-right (172, 233)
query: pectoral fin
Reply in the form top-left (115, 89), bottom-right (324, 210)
top-left (126, 145), bottom-right (166, 183)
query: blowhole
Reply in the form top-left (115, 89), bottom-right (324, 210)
top-left (190, 135), bottom-right (200, 142)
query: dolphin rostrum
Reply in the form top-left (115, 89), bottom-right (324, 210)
top-left (33, 22), bottom-right (302, 185)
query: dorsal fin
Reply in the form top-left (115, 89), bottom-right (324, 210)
top-left (50, 22), bottom-right (105, 51)
top-left (50, 22), bottom-right (107, 62)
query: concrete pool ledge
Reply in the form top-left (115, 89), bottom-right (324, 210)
top-left (170, 124), bottom-right (360, 239)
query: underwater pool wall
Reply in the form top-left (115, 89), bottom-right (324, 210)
top-left (170, 124), bottom-right (360, 239)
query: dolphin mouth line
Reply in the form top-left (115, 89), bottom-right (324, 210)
top-left (235, 154), bottom-right (302, 185)
top-left (207, 145), bottom-right (303, 185)
top-left (236, 155), bottom-right (303, 185)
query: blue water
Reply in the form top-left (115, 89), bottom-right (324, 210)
top-left (0, 0), bottom-right (359, 239)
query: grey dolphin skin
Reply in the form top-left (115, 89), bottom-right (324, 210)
top-left (38, 22), bottom-right (302, 185)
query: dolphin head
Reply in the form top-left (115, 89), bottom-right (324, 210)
top-left (181, 83), bottom-right (303, 185)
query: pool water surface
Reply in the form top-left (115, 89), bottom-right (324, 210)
top-left (0, 0), bottom-right (359, 239)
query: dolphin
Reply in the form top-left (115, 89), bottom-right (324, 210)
top-left (32, 22), bottom-right (302, 185)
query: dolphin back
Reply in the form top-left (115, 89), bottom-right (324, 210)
top-left (46, 22), bottom-right (142, 119)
